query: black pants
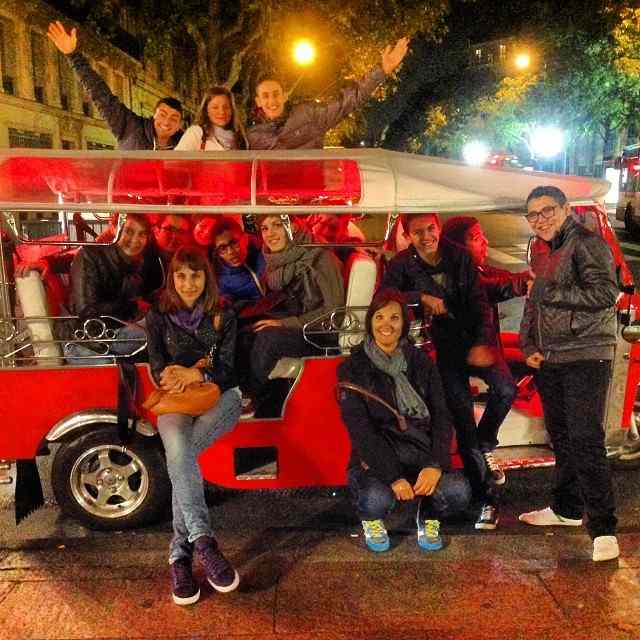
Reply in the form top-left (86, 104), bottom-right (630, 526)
top-left (249, 326), bottom-right (324, 410)
top-left (535, 359), bottom-right (617, 538)
top-left (437, 355), bottom-right (516, 501)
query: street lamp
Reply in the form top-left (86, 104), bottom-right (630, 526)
top-left (530, 126), bottom-right (565, 159)
top-left (514, 53), bottom-right (531, 70)
top-left (293, 40), bottom-right (316, 67)
top-left (462, 140), bottom-right (491, 166)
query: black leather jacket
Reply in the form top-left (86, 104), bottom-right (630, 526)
top-left (70, 244), bottom-right (162, 323)
top-left (520, 216), bottom-right (618, 363)
top-left (145, 305), bottom-right (237, 391)
top-left (337, 343), bottom-right (453, 485)
top-left (380, 246), bottom-right (493, 358)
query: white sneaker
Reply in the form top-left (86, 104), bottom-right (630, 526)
top-left (518, 506), bottom-right (582, 527)
top-left (593, 535), bottom-right (619, 562)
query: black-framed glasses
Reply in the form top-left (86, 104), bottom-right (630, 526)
top-left (525, 205), bottom-right (558, 224)
top-left (215, 238), bottom-right (240, 255)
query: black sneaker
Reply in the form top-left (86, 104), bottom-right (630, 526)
top-left (194, 536), bottom-right (240, 593)
top-left (475, 503), bottom-right (499, 530)
top-left (170, 558), bottom-right (200, 606)
top-left (483, 451), bottom-right (506, 486)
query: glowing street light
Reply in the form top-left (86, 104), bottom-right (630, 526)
top-left (530, 126), bottom-right (565, 159)
top-left (293, 40), bottom-right (316, 67)
top-left (514, 53), bottom-right (531, 70)
top-left (462, 140), bottom-right (490, 166)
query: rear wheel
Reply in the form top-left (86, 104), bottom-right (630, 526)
top-left (52, 425), bottom-right (171, 530)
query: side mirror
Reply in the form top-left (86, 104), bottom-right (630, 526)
top-left (622, 324), bottom-right (640, 343)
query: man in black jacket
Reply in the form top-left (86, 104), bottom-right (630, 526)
top-left (380, 213), bottom-right (503, 530)
top-left (48, 21), bottom-right (183, 150)
top-left (67, 214), bottom-right (162, 363)
top-left (518, 186), bottom-right (620, 562)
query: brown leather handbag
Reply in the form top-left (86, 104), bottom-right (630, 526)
top-left (142, 381), bottom-right (221, 417)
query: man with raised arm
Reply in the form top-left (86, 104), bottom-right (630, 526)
top-left (47, 21), bottom-right (183, 150)
top-left (248, 37), bottom-right (409, 150)
top-left (518, 186), bottom-right (620, 562)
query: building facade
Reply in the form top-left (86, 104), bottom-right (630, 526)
top-left (0, 0), bottom-right (196, 151)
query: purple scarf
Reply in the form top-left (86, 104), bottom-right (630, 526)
top-left (169, 302), bottom-right (204, 334)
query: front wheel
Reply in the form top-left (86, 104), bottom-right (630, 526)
top-left (51, 425), bottom-right (171, 530)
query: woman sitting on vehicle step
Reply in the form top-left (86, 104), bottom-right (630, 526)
top-left (145, 247), bottom-right (241, 606)
top-left (337, 288), bottom-right (471, 553)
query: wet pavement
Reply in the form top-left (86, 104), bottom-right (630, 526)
top-left (1, 466), bottom-right (639, 639)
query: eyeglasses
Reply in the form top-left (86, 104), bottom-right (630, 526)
top-left (215, 238), bottom-right (240, 255)
top-left (525, 205), bottom-right (559, 224)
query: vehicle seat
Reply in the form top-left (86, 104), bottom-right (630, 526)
top-left (339, 250), bottom-right (377, 354)
top-left (14, 271), bottom-right (63, 364)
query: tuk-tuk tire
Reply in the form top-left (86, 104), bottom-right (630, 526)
top-left (51, 425), bottom-right (171, 530)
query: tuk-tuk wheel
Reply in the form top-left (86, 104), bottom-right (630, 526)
top-left (51, 425), bottom-right (171, 530)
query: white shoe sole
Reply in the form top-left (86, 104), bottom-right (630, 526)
top-left (475, 519), bottom-right (499, 530)
top-left (172, 588), bottom-right (201, 605)
top-left (518, 508), bottom-right (582, 527)
top-left (208, 569), bottom-right (240, 593)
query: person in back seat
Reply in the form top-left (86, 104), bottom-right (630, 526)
top-left (308, 214), bottom-right (365, 263)
top-left (337, 288), bottom-right (471, 553)
top-left (246, 215), bottom-right (344, 417)
top-left (67, 214), bottom-right (162, 363)
top-left (210, 217), bottom-right (265, 308)
top-left (380, 213), bottom-right (503, 531)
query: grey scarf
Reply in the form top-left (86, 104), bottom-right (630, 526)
top-left (363, 336), bottom-right (430, 420)
top-left (263, 229), bottom-right (323, 298)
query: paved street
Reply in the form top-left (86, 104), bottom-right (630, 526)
top-left (1, 464), bottom-right (640, 639)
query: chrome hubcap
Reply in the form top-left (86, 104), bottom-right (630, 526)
top-left (70, 445), bottom-right (149, 519)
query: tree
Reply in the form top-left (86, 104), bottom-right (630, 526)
top-left (69, 0), bottom-right (452, 138)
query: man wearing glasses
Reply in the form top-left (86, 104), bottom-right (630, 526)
top-left (211, 218), bottom-right (265, 307)
top-left (518, 185), bottom-right (619, 562)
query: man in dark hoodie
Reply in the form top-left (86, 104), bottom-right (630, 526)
top-left (518, 186), bottom-right (619, 563)
top-left (247, 37), bottom-right (409, 150)
top-left (48, 21), bottom-right (183, 150)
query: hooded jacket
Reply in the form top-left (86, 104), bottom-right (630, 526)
top-left (519, 216), bottom-right (618, 363)
top-left (338, 343), bottom-right (453, 485)
top-left (247, 67), bottom-right (385, 150)
top-left (68, 52), bottom-right (183, 150)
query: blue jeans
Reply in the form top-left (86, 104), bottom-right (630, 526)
top-left (156, 387), bottom-right (242, 564)
top-left (348, 467), bottom-right (471, 522)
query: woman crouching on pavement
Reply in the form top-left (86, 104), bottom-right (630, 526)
top-left (146, 247), bottom-right (241, 605)
top-left (337, 288), bottom-right (471, 552)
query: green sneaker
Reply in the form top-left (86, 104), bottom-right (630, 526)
top-left (361, 519), bottom-right (390, 552)
top-left (417, 518), bottom-right (443, 552)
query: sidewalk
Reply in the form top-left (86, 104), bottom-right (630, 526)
top-left (1, 467), bottom-right (639, 640)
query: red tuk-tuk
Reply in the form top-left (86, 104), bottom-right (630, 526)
top-left (0, 149), bottom-right (638, 530)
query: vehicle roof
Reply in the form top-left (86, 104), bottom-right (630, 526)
top-left (0, 148), bottom-right (610, 215)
